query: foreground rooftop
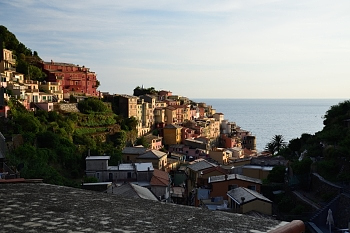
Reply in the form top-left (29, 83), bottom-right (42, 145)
top-left (0, 183), bottom-right (290, 232)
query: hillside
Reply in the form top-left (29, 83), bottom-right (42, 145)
top-left (279, 100), bottom-right (350, 182)
top-left (0, 25), bottom-right (139, 186)
top-left (2, 97), bottom-right (137, 186)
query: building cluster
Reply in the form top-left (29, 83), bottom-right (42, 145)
top-left (107, 90), bottom-right (257, 157)
top-left (1, 46), bottom-right (284, 217)
top-left (84, 143), bottom-right (289, 215)
top-left (0, 48), bottom-right (99, 115)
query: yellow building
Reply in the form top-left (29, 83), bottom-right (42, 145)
top-left (40, 80), bottom-right (64, 102)
top-left (0, 49), bottom-right (16, 74)
top-left (118, 94), bottom-right (138, 118)
top-left (136, 150), bottom-right (167, 170)
top-left (165, 106), bottom-right (177, 124)
top-left (242, 165), bottom-right (273, 180)
top-left (227, 187), bottom-right (272, 215)
top-left (163, 124), bottom-right (182, 146)
top-left (208, 148), bottom-right (232, 165)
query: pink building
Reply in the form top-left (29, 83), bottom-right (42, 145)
top-left (169, 144), bottom-right (207, 160)
top-left (144, 135), bottom-right (163, 150)
top-left (221, 134), bottom-right (240, 148)
top-left (158, 90), bottom-right (172, 100)
top-left (181, 127), bottom-right (200, 144)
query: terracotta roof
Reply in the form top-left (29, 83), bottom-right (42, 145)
top-left (200, 166), bottom-right (228, 175)
top-left (166, 106), bottom-right (176, 110)
top-left (150, 169), bottom-right (169, 186)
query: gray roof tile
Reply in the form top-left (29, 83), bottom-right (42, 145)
top-left (122, 147), bottom-right (148, 155)
top-left (0, 183), bottom-right (285, 232)
top-left (188, 160), bottom-right (216, 172)
top-left (227, 187), bottom-right (272, 204)
top-left (137, 150), bottom-right (166, 159)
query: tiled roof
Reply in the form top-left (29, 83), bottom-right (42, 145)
top-left (164, 124), bottom-right (182, 129)
top-left (208, 174), bottom-right (262, 184)
top-left (200, 166), bottom-right (228, 175)
top-left (188, 160), bottom-right (216, 172)
top-left (150, 169), bottom-right (169, 186)
top-left (137, 150), bottom-right (167, 159)
top-left (122, 146), bottom-right (148, 155)
top-left (227, 187), bottom-right (272, 204)
top-left (170, 144), bottom-right (185, 149)
top-left (0, 183), bottom-right (288, 232)
top-left (109, 183), bottom-right (158, 201)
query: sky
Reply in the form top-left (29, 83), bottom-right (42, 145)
top-left (1, 0), bottom-right (349, 99)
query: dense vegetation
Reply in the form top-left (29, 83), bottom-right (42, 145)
top-left (133, 86), bottom-right (158, 96)
top-left (2, 97), bottom-right (137, 186)
top-left (262, 100), bottom-right (350, 219)
top-left (0, 25), bottom-right (46, 81)
top-left (0, 25), bottom-right (141, 186)
top-left (265, 100), bottom-right (350, 185)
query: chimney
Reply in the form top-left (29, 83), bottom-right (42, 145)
top-left (225, 174), bottom-right (228, 180)
top-left (241, 197), bottom-right (245, 204)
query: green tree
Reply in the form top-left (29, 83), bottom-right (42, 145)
top-left (111, 131), bottom-right (127, 150)
top-left (78, 98), bottom-right (110, 113)
top-left (135, 136), bottom-right (150, 148)
top-left (267, 165), bottom-right (286, 183)
top-left (265, 135), bottom-right (286, 155)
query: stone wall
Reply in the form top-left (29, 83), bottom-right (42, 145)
top-left (56, 103), bottom-right (80, 112)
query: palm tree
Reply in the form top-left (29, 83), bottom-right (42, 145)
top-left (265, 142), bottom-right (275, 155)
top-left (272, 135), bottom-right (286, 154)
top-left (265, 135), bottom-right (286, 155)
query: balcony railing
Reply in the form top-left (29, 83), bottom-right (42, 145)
top-left (6, 58), bottom-right (16, 65)
top-left (5, 67), bottom-right (16, 71)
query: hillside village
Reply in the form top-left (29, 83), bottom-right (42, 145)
top-left (1, 27), bottom-right (350, 233)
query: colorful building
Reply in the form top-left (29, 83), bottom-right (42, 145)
top-left (37, 60), bottom-right (99, 99)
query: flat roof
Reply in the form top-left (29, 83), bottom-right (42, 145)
top-left (243, 165), bottom-right (274, 171)
top-left (135, 162), bottom-right (154, 172)
top-left (85, 156), bottom-right (110, 160)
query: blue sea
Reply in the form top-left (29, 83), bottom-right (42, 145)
top-left (193, 99), bottom-right (348, 152)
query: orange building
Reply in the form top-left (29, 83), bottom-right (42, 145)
top-left (208, 174), bottom-right (262, 200)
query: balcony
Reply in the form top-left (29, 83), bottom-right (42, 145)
top-left (51, 90), bottom-right (63, 94)
top-left (26, 89), bottom-right (39, 93)
top-left (6, 58), bottom-right (16, 65)
top-left (5, 67), bottom-right (16, 71)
